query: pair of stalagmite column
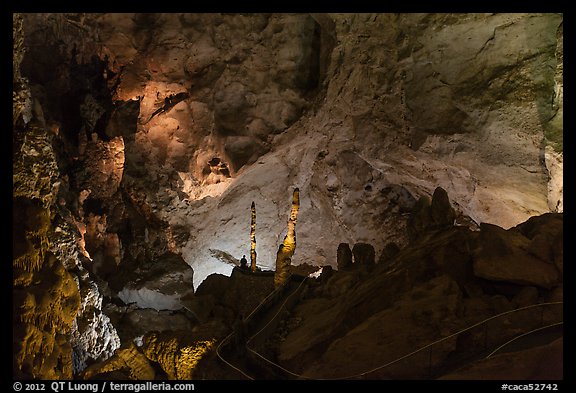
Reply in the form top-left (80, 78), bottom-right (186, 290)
top-left (248, 188), bottom-right (300, 287)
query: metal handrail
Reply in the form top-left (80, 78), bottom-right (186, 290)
top-left (247, 276), bottom-right (308, 344)
top-left (245, 276), bottom-right (310, 379)
top-left (245, 301), bottom-right (563, 380)
top-left (485, 321), bottom-right (563, 359)
top-left (215, 332), bottom-right (255, 380)
top-left (215, 274), bottom-right (306, 379)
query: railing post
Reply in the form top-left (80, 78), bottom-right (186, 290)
top-left (540, 306), bottom-right (545, 327)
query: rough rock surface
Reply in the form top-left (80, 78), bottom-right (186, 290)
top-left (103, 304), bottom-right (194, 345)
top-left (189, 268), bottom-right (275, 322)
top-left (336, 243), bottom-right (353, 270)
top-left (271, 207), bottom-right (562, 379)
top-left (81, 343), bottom-right (156, 380)
top-left (18, 13), bottom-right (562, 288)
top-left (117, 252), bottom-right (194, 311)
top-left (14, 12), bottom-right (563, 379)
top-left (472, 222), bottom-right (560, 289)
top-left (545, 146), bottom-right (563, 212)
top-left (18, 14), bottom-right (563, 286)
top-left (13, 14), bottom-right (121, 378)
top-left (168, 13), bottom-right (562, 285)
top-left (439, 337), bottom-right (563, 380)
top-left (141, 331), bottom-right (216, 380)
top-left (84, 267), bottom-right (276, 380)
top-left (13, 119), bottom-right (121, 379)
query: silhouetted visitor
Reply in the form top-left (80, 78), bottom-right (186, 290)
top-left (240, 255), bottom-right (248, 269)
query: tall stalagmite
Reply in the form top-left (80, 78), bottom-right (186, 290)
top-left (250, 201), bottom-right (257, 272)
top-left (274, 188), bottom-right (300, 288)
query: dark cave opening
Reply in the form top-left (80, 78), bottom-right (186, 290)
top-left (83, 197), bottom-right (105, 216)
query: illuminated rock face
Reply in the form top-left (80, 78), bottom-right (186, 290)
top-left (13, 15), bottom-right (122, 378)
top-left (142, 332), bottom-right (215, 380)
top-left (275, 188), bottom-right (300, 287)
top-left (81, 343), bottom-right (156, 380)
top-left (13, 123), bottom-right (120, 378)
top-left (115, 13), bottom-right (560, 286)
top-left (14, 13), bottom-right (563, 379)
top-left (20, 13), bottom-right (562, 287)
top-left (274, 209), bottom-right (563, 380)
top-left (250, 201), bottom-right (257, 272)
top-left (117, 252), bottom-right (194, 311)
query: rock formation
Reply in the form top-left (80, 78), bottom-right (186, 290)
top-left (250, 201), bottom-right (257, 272)
top-left (81, 343), bottom-right (156, 380)
top-left (439, 337), bottom-right (563, 380)
top-left (13, 12), bottom-right (563, 380)
top-left (275, 188), bottom-right (300, 288)
top-left (141, 332), bottom-right (215, 380)
top-left (352, 242), bottom-right (376, 268)
top-left (272, 202), bottom-right (562, 379)
top-left (472, 223), bottom-right (560, 289)
top-left (336, 243), bottom-right (353, 270)
top-left (15, 13), bottom-right (561, 288)
top-left (407, 186), bottom-right (457, 241)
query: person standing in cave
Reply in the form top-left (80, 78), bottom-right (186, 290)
top-left (240, 255), bottom-right (248, 270)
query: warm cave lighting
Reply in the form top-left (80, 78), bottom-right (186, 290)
top-left (13, 12), bottom-right (562, 381)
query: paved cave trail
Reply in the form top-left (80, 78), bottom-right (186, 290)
top-left (197, 288), bottom-right (563, 381)
top-left (195, 275), bottom-right (308, 380)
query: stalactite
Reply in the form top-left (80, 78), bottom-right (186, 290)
top-left (14, 234), bottom-right (51, 273)
top-left (250, 201), bottom-right (257, 272)
top-left (274, 188), bottom-right (300, 288)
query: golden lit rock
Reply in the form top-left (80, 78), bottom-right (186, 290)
top-left (142, 332), bottom-right (216, 380)
top-left (250, 201), bottom-right (257, 272)
top-left (81, 343), bottom-right (156, 380)
top-left (275, 188), bottom-right (300, 287)
top-left (77, 137), bottom-right (125, 199)
top-left (13, 12), bottom-right (563, 381)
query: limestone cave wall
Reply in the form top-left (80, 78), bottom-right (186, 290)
top-left (13, 12), bottom-right (562, 379)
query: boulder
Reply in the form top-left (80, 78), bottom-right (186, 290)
top-left (352, 242), bottom-right (375, 267)
top-left (378, 242), bottom-right (400, 264)
top-left (514, 213), bottom-right (563, 275)
top-left (336, 243), bottom-right (353, 270)
top-left (472, 223), bottom-right (560, 289)
top-left (430, 187), bottom-right (456, 229)
top-left (118, 252), bottom-right (194, 311)
top-left (439, 338), bottom-right (563, 380)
